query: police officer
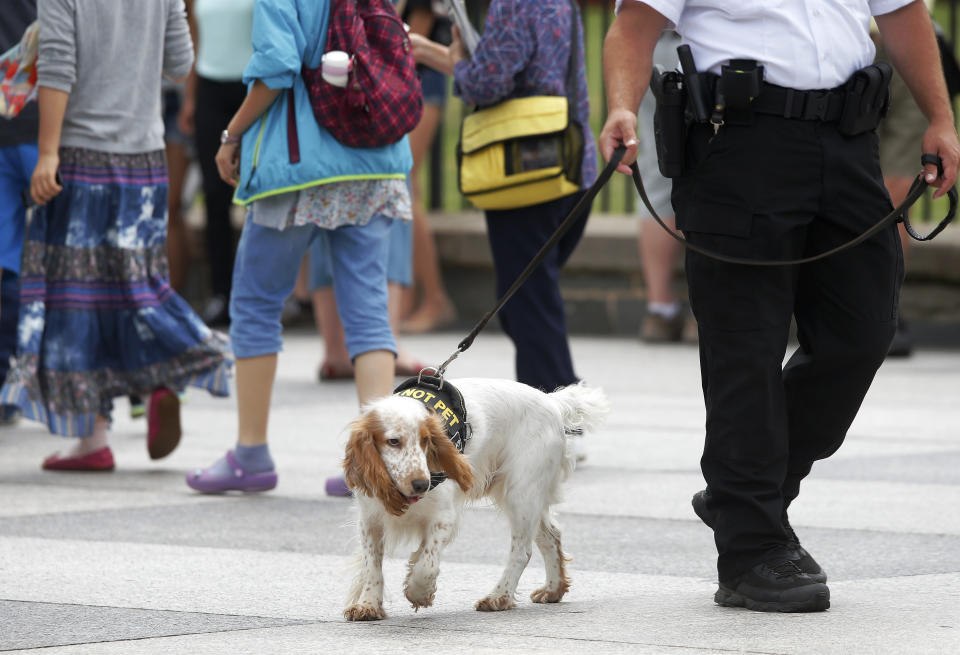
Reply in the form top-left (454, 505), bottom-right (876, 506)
top-left (599, 1), bottom-right (960, 613)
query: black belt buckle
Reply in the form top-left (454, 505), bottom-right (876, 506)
top-left (801, 92), bottom-right (830, 121)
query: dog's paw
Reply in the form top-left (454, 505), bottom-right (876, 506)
top-left (404, 583), bottom-right (436, 611)
top-left (474, 594), bottom-right (516, 612)
top-left (343, 603), bottom-right (386, 621)
top-left (530, 586), bottom-right (566, 604)
top-left (406, 592), bottom-right (435, 611)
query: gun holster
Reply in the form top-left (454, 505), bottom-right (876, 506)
top-left (838, 62), bottom-right (892, 136)
top-left (650, 65), bottom-right (688, 178)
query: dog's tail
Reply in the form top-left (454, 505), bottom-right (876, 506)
top-left (550, 381), bottom-right (610, 437)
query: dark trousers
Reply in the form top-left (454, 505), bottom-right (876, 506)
top-left (194, 76), bottom-right (246, 299)
top-left (484, 191), bottom-right (590, 392)
top-left (0, 268), bottom-right (18, 389)
top-left (672, 117), bottom-right (902, 581)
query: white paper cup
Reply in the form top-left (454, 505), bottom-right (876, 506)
top-left (321, 51), bottom-right (351, 87)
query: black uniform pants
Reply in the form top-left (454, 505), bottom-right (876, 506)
top-left (194, 76), bottom-right (246, 299)
top-left (672, 116), bottom-right (903, 582)
top-left (484, 191), bottom-right (590, 392)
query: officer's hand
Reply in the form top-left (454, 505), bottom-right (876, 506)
top-left (599, 108), bottom-right (639, 175)
top-left (921, 118), bottom-right (960, 199)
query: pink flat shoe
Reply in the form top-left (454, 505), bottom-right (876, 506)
top-left (42, 446), bottom-right (115, 471)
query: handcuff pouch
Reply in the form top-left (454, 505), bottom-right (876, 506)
top-left (650, 65), bottom-right (688, 178)
top-left (838, 62), bottom-right (892, 136)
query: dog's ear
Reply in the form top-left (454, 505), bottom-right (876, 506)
top-left (344, 413), bottom-right (409, 516)
top-left (425, 413), bottom-right (474, 493)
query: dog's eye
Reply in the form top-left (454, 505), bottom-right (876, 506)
top-left (387, 438), bottom-right (401, 448)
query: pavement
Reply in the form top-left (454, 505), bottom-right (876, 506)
top-left (0, 329), bottom-right (958, 654)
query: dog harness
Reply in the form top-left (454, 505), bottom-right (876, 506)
top-left (393, 374), bottom-right (468, 489)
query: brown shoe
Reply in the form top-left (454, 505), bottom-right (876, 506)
top-left (640, 313), bottom-right (685, 343)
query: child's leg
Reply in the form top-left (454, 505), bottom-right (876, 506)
top-left (328, 215), bottom-right (398, 407)
top-left (307, 233), bottom-right (352, 378)
top-left (187, 215), bottom-right (315, 492)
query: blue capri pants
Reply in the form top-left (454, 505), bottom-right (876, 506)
top-left (229, 214), bottom-right (397, 360)
top-left (308, 205), bottom-right (412, 290)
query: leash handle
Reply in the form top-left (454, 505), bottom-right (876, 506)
top-left (435, 145), bottom-right (627, 374)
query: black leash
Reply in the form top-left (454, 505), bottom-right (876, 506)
top-left (429, 146), bottom-right (956, 377)
top-left (629, 156), bottom-right (957, 266)
top-left (430, 146), bottom-right (628, 376)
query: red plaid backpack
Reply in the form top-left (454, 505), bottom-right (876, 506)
top-left (301, 0), bottom-right (423, 149)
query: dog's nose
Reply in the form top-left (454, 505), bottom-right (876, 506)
top-left (411, 478), bottom-right (429, 494)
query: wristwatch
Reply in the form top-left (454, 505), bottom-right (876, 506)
top-left (220, 129), bottom-right (241, 145)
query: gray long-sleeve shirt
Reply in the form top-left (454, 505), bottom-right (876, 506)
top-left (37, 0), bottom-right (193, 153)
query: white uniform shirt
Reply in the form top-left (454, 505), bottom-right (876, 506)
top-left (616, 0), bottom-right (915, 90)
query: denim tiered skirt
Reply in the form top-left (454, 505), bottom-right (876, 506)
top-left (0, 147), bottom-right (231, 437)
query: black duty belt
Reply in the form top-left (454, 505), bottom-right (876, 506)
top-left (751, 83), bottom-right (846, 121)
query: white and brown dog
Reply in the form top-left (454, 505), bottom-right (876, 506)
top-left (342, 378), bottom-right (609, 621)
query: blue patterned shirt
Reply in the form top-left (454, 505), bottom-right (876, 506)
top-left (453, 0), bottom-right (597, 187)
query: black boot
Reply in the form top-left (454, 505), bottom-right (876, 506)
top-left (692, 489), bottom-right (827, 583)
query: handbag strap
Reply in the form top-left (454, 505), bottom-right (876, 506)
top-left (564, 0), bottom-right (580, 120)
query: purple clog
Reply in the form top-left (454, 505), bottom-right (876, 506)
top-left (186, 450), bottom-right (278, 493)
top-left (325, 475), bottom-right (353, 497)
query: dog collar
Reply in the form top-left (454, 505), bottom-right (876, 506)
top-left (393, 374), bottom-right (468, 489)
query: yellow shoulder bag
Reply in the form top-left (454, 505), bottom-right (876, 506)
top-left (456, 0), bottom-right (584, 211)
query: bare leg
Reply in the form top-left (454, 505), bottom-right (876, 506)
top-left (354, 349), bottom-right (394, 407)
top-left (638, 217), bottom-right (682, 305)
top-left (293, 256), bottom-right (310, 303)
top-left (62, 416), bottom-right (110, 457)
top-left (236, 354), bottom-right (277, 447)
top-left (389, 282), bottom-right (422, 373)
top-left (312, 286), bottom-right (414, 379)
top-left (399, 104), bottom-right (456, 333)
top-left (165, 141), bottom-right (191, 292)
top-left (312, 287), bottom-right (352, 376)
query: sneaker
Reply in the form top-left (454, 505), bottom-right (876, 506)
top-left (0, 404), bottom-right (21, 426)
top-left (640, 312), bottom-right (685, 343)
top-left (129, 395), bottom-right (145, 419)
top-left (716, 557), bottom-right (830, 613)
top-left (692, 489), bottom-right (827, 583)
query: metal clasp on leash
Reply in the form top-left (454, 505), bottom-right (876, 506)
top-left (418, 364), bottom-right (445, 389)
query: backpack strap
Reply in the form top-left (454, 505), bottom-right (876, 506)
top-left (287, 87), bottom-right (301, 164)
